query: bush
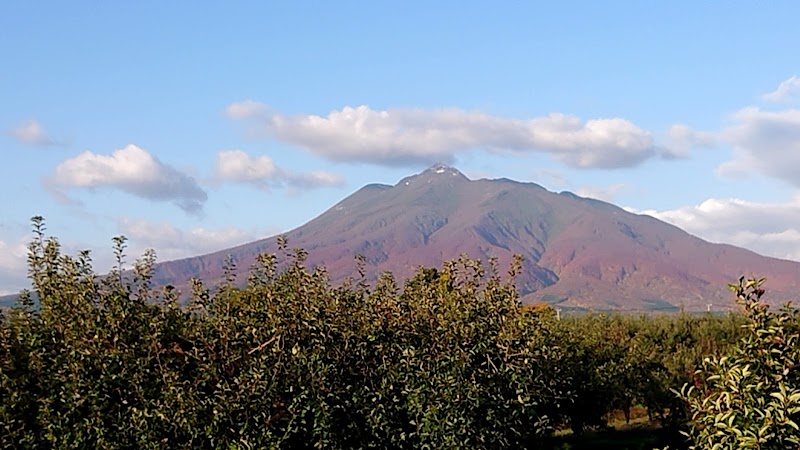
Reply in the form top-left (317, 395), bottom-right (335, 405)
top-left (0, 219), bottom-right (567, 449)
top-left (0, 217), bottom-right (760, 449)
top-left (678, 277), bottom-right (800, 449)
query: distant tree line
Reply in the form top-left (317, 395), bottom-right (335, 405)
top-left (1, 217), bottom-right (798, 449)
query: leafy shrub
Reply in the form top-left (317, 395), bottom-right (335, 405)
top-left (0, 217), bottom-right (759, 449)
top-left (0, 219), bottom-right (566, 449)
top-left (678, 277), bottom-right (800, 449)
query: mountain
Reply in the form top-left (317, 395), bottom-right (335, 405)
top-left (146, 164), bottom-right (800, 312)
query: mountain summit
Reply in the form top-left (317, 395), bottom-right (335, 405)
top-left (395, 163), bottom-right (469, 187)
top-left (152, 168), bottom-right (800, 311)
top-left (424, 163), bottom-right (467, 177)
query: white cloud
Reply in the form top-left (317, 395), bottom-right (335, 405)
top-left (2, 215), bottom-right (280, 294)
top-left (214, 149), bottom-right (344, 190)
top-left (0, 237), bottom-right (31, 294)
top-left (216, 149), bottom-right (279, 183)
top-left (0, 240), bottom-right (27, 272)
top-left (635, 196), bottom-right (800, 261)
top-left (118, 217), bottom-right (277, 261)
top-left (50, 144), bottom-right (208, 214)
top-left (664, 77), bottom-right (800, 196)
top-left (9, 119), bottom-right (57, 146)
top-left (716, 107), bottom-right (800, 187)
top-left (665, 124), bottom-right (716, 157)
top-left (284, 170), bottom-right (345, 189)
top-left (576, 183), bottom-right (627, 202)
top-left (762, 76), bottom-right (800, 103)
top-left (228, 102), bottom-right (668, 169)
top-left (225, 100), bottom-right (269, 119)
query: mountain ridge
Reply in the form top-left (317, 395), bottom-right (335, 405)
top-left (146, 164), bottom-right (800, 311)
top-left (4, 165), bottom-right (797, 311)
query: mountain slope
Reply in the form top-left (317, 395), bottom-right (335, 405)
top-left (152, 164), bottom-right (800, 311)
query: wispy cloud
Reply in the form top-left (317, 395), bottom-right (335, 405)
top-left (225, 100), bottom-right (269, 119)
top-left (762, 76), bottom-right (800, 103)
top-left (49, 144), bottom-right (208, 214)
top-left (284, 170), bottom-right (346, 189)
top-left (665, 124), bottom-right (716, 158)
top-left (214, 149), bottom-right (344, 190)
top-left (0, 237), bottom-right (30, 294)
top-left (657, 77), bottom-right (800, 188)
top-left (215, 149), bottom-right (279, 185)
top-left (117, 217), bottom-right (278, 261)
top-left (716, 107), bottom-right (800, 187)
top-left (227, 102), bottom-right (671, 169)
top-left (576, 183), bottom-right (627, 202)
top-left (9, 119), bottom-right (59, 146)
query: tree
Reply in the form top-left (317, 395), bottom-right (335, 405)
top-left (679, 277), bottom-right (800, 449)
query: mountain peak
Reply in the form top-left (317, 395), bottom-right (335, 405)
top-left (422, 163), bottom-right (467, 178)
top-left (149, 165), bottom-right (800, 312)
top-left (426, 163), bottom-right (455, 173)
top-left (395, 163), bottom-right (468, 187)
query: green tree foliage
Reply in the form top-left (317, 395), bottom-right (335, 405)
top-left (678, 277), bottom-right (800, 449)
top-left (1, 218), bottom-right (567, 449)
top-left (548, 312), bottom-right (743, 437)
top-left (0, 217), bottom-right (758, 449)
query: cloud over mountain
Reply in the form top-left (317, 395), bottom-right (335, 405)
top-left (50, 144), bottom-right (208, 214)
top-left (227, 102), bottom-right (668, 169)
top-left (117, 217), bottom-right (275, 261)
top-left (637, 195), bottom-right (800, 261)
top-left (215, 150), bottom-right (279, 183)
top-left (214, 149), bottom-right (344, 190)
top-left (576, 183), bottom-right (627, 202)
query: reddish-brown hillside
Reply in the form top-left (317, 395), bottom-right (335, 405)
top-left (152, 164), bottom-right (800, 311)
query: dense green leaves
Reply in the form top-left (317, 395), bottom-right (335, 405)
top-left (0, 218), bottom-right (764, 449)
top-left (678, 277), bottom-right (800, 449)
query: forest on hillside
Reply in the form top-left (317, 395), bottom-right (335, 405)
top-left (2, 218), bottom-right (800, 449)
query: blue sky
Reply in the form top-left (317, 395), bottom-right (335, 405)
top-left (3, 1), bottom-right (800, 294)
